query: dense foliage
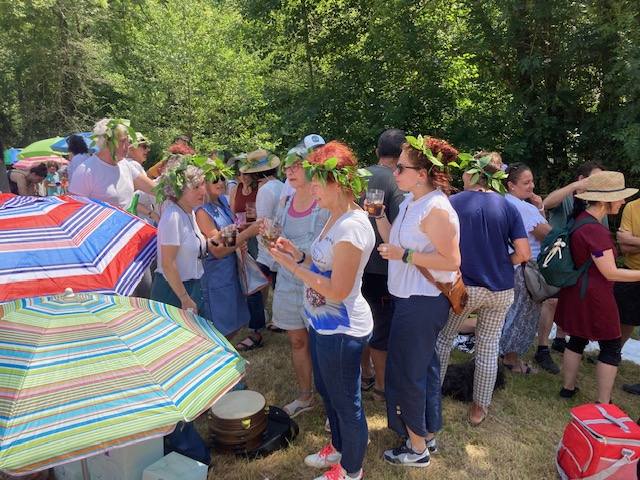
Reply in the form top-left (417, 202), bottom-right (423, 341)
top-left (1, 0), bottom-right (638, 191)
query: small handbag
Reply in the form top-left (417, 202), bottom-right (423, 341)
top-left (236, 249), bottom-right (269, 296)
top-left (416, 265), bottom-right (469, 315)
top-left (522, 259), bottom-right (560, 303)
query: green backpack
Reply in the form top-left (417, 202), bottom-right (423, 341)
top-left (537, 216), bottom-right (600, 297)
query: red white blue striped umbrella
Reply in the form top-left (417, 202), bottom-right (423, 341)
top-left (0, 194), bottom-right (156, 302)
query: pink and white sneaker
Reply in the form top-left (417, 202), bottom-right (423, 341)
top-left (304, 443), bottom-right (342, 469)
top-left (313, 463), bottom-right (363, 480)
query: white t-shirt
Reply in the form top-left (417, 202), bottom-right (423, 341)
top-left (67, 153), bottom-right (90, 180)
top-left (304, 209), bottom-right (375, 337)
top-left (505, 194), bottom-right (546, 260)
top-left (155, 201), bottom-right (205, 281)
top-left (256, 178), bottom-right (284, 269)
top-left (388, 190), bottom-right (460, 298)
top-left (68, 154), bottom-right (142, 209)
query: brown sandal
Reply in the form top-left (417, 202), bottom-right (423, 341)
top-left (235, 333), bottom-right (263, 352)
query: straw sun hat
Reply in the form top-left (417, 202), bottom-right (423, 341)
top-left (575, 171), bottom-right (638, 202)
top-left (239, 149), bottom-right (280, 174)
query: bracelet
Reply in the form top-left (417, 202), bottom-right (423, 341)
top-left (402, 249), bottom-right (410, 263)
top-left (407, 249), bottom-right (414, 264)
top-left (296, 251), bottom-right (306, 264)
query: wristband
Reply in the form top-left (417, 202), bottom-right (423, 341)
top-left (296, 251), bottom-right (306, 264)
top-left (402, 249), bottom-right (411, 263)
top-left (407, 249), bottom-right (414, 264)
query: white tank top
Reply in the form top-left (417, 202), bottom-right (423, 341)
top-left (388, 190), bottom-right (460, 298)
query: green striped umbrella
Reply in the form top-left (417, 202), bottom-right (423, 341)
top-left (0, 293), bottom-right (245, 476)
top-left (18, 137), bottom-right (65, 159)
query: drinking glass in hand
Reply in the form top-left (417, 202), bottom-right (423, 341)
top-left (365, 189), bottom-right (385, 217)
top-left (262, 218), bottom-right (282, 247)
top-left (221, 225), bottom-right (238, 247)
top-left (246, 202), bottom-right (257, 223)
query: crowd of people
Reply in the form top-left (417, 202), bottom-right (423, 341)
top-left (4, 117), bottom-right (640, 480)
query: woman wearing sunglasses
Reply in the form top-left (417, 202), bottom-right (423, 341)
top-left (373, 136), bottom-right (461, 468)
top-left (150, 154), bottom-right (208, 315)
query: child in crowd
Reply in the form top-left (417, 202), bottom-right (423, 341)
top-left (45, 161), bottom-right (63, 196)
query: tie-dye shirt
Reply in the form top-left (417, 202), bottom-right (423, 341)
top-left (304, 209), bottom-right (375, 337)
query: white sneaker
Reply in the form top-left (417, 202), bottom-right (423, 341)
top-left (304, 443), bottom-right (342, 469)
top-left (313, 464), bottom-right (363, 480)
top-left (383, 438), bottom-right (430, 467)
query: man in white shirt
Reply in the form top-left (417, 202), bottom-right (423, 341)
top-left (69, 119), bottom-right (155, 209)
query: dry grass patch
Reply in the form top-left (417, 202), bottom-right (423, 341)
top-left (200, 330), bottom-right (640, 479)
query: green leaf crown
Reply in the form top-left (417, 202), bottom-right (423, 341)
top-left (457, 153), bottom-right (508, 194)
top-left (302, 156), bottom-right (372, 197)
top-left (154, 154), bottom-right (233, 203)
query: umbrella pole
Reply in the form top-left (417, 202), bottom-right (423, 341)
top-left (81, 458), bottom-right (91, 480)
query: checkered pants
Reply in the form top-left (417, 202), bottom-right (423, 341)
top-left (436, 286), bottom-right (514, 407)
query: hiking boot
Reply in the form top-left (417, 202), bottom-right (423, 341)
top-left (383, 439), bottom-right (430, 467)
top-left (534, 349), bottom-right (560, 374)
top-left (552, 337), bottom-right (567, 353)
top-left (305, 443), bottom-right (342, 469)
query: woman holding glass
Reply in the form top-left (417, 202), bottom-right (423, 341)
top-left (373, 136), bottom-right (461, 468)
top-left (269, 141), bottom-right (374, 480)
top-left (196, 171), bottom-right (261, 340)
top-left (269, 147), bottom-right (329, 418)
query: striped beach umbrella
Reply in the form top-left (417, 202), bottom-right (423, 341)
top-left (0, 293), bottom-right (245, 475)
top-left (13, 155), bottom-right (69, 170)
top-left (0, 194), bottom-right (156, 303)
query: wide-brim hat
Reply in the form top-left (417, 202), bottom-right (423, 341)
top-left (240, 149), bottom-right (280, 173)
top-left (575, 171), bottom-right (638, 202)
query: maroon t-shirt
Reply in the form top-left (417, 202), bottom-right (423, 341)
top-left (555, 212), bottom-right (620, 340)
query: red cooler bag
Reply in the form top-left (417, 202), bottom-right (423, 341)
top-left (557, 403), bottom-right (640, 479)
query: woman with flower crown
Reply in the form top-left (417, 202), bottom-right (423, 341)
top-left (373, 135), bottom-right (461, 468)
top-left (269, 141), bottom-right (374, 480)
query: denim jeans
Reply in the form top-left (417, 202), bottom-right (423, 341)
top-left (309, 328), bottom-right (369, 474)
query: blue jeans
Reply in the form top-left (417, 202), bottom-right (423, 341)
top-left (386, 294), bottom-right (449, 437)
top-left (309, 328), bottom-right (369, 474)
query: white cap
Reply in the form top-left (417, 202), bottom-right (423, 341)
top-left (301, 134), bottom-right (325, 150)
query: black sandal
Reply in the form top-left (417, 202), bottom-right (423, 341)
top-left (503, 361), bottom-right (537, 375)
top-left (266, 322), bottom-right (284, 333)
top-left (235, 333), bottom-right (263, 352)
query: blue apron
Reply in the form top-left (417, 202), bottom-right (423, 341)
top-left (197, 197), bottom-right (250, 336)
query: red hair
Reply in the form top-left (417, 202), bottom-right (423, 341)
top-left (402, 136), bottom-right (458, 195)
top-left (307, 141), bottom-right (357, 169)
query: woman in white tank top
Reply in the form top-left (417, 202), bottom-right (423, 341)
top-left (372, 136), bottom-right (461, 468)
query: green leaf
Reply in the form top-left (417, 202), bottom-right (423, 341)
top-left (470, 172), bottom-right (480, 184)
top-left (324, 157), bottom-right (338, 169)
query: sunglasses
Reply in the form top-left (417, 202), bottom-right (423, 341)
top-left (395, 163), bottom-right (422, 174)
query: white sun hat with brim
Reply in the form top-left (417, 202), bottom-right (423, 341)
top-left (239, 149), bottom-right (281, 174)
top-left (575, 171), bottom-right (638, 202)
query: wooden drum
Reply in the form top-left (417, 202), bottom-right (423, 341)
top-left (209, 390), bottom-right (268, 453)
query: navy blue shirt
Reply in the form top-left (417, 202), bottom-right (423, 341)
top-left (449, 190), bottom-right (527, 291)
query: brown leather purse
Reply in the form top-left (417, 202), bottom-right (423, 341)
top-left (415, 266), bottom-right (469, 315)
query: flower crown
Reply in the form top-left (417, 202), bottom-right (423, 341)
top-left (92, 118), bottom-right (137, 161)
top-left (154, 154), bottom-right (233, 203)
top-left (457, 153), bottom-right (508, 193)
top-left (302, 157), bottom-right (372, 197)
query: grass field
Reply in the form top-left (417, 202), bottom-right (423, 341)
top-left (200, 329), bottom-right (640, 479)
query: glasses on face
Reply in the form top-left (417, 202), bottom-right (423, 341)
top-left (285, 162), bottom-right (302, 172)
top-left (395, 163), bottom-right (422, 175)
